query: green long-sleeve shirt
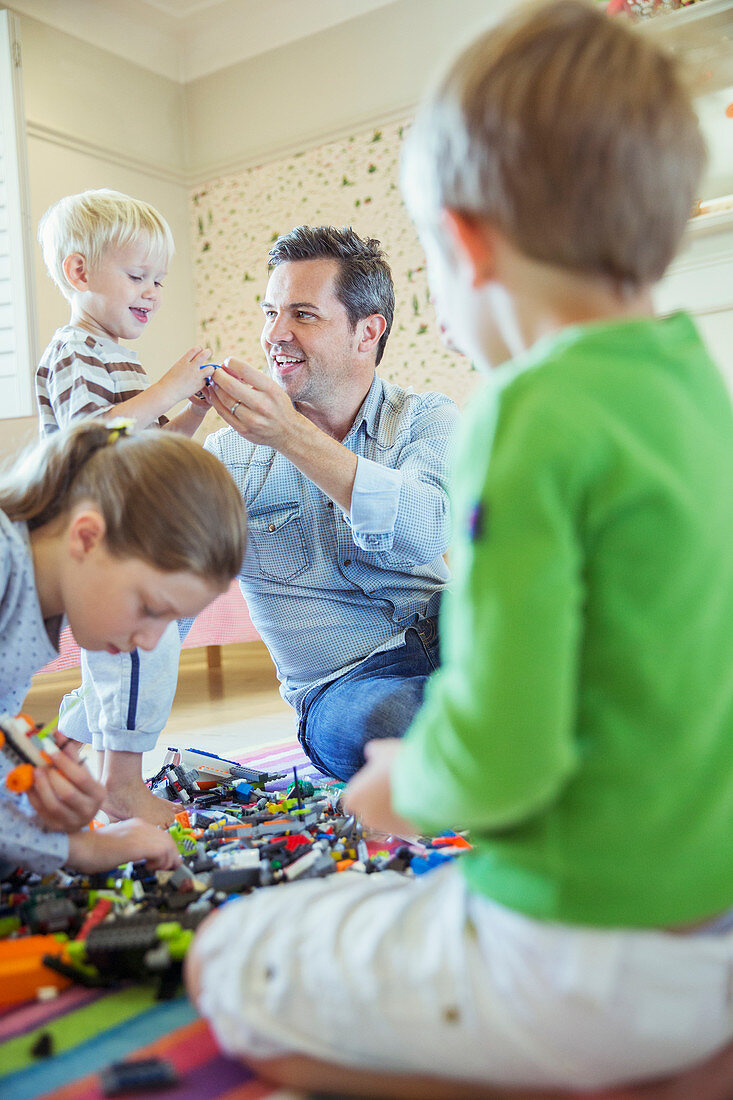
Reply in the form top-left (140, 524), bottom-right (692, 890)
top-left (392, 313), bottom-right (733, 927)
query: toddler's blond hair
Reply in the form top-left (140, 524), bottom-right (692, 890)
top-left (402, 0), bottom-right (707, 291)
top-left (38, 189), bottom-right (175, 301)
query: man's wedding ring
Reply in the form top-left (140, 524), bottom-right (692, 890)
top-left (230, 400), bottom-right (242, 416)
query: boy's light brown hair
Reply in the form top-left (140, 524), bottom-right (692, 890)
top-left (402, 0), bottom-right (706, 289)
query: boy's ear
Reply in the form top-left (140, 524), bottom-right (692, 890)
top-left (440, 209), bottom-right (498, 288)
top-left (357, 313), bottom-right (387, 356)
top-left (67, 508), bottom-right (106, 561)
top-left (63, 253), bottom-right (90, 293)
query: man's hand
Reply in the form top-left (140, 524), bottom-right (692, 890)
top-left (343, 738), bottom-right (417, 838)
top-left (26, 733), bottom-right (105, 834)
top-left (209, 358), bottom-right (301, 451)
top-left (210, 357), bottom-right (358, 514)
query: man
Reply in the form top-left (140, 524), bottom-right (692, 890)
top-left (205, 226), bottom-right (458, 779)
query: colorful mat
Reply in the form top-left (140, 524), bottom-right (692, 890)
top-left (0, 739), bottom-right (322, 1100)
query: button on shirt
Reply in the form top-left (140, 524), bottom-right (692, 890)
top-left (0, 510), bottom-right (68, 874)
top-left (205, 375), bottom-right (458, 711)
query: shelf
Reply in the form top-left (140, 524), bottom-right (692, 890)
top-left (640, 0), bottom-right (733, 95)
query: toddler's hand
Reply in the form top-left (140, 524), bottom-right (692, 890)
top-left (165, 346), bottom-right (216, 402)
top-left (26, 734), bottom-right (105, 833)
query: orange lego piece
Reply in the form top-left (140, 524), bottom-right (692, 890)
top-left (0, 935), bottom-right (72, 1008)
top-left (432, 836), bottom-right (472, 850)
top-left (6, 763), bottom-right (35, 794)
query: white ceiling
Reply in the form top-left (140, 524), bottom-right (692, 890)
top-left (6, 0), bottom-right (404, 82)
top-left (6, 0), bottom-right (733, 199)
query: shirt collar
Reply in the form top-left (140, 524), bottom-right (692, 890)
top-left (345, 373), bottom-right (382, 442)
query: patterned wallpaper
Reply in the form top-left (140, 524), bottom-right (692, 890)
top-left (190, 118), bottom-right (481, 414)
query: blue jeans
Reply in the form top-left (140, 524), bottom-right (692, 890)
top-left (297, 618), bottom-right (440, 780)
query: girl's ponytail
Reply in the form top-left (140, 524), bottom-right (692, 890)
top-left (0, 420), bottom-right (116, 530)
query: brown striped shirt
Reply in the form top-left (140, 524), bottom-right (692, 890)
top-left (35, 325), bottom-right (165, 435)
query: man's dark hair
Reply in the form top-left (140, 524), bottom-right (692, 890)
top-left (268, 226), bottom-right (395, 366)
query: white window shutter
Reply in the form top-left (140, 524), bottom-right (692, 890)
top-left (0, 11), bottom-right (37, 419)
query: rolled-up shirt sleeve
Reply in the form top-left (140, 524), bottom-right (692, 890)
top-left (349, 458), bottom-right (402, 550)
top-left (349, 397), bottom-right (459, 562)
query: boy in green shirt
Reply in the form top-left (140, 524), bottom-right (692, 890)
top-left (186, 1), bottom-right (733, 1094)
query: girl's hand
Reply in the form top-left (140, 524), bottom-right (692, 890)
top-left (26, 734), bottom-right (105, 833)
top-left (342, 739), bottom-right (417, 838)
top-left (67, 818), bottom-right (182, 873)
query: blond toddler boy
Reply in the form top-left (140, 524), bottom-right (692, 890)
top-left (35, 189), bottom-right (215, 824)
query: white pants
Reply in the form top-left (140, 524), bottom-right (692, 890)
top-left (194, 864), bottom-right (733, 1090)
top-left (59, 621), bottom-right (181, 754)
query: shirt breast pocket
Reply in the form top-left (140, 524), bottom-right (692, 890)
top-left (247, 503), bottom-right (309, 581)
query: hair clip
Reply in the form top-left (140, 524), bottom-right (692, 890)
top-left (106, 417), bottom-right (135, 444)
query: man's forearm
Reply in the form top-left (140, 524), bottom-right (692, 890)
top-left (279, 411), bottom-right (358, 513)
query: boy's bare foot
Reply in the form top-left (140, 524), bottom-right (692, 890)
top-left (102, 778), bottom-right (176, 827)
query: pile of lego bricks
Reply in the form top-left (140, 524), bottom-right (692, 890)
top-left (0, 738), bottom-right (317, 1100)
top-left (0, 738), bottom-right (471, 1100)
top-left (2, 740), bottom-right (471, 1013)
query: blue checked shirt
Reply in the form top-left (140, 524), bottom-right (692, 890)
top-left (205, 374), bottom-right (458, 711)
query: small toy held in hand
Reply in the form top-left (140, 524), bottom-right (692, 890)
top-left (194, 362), bottom-right (220, 400)
top-left (0, 690), bottom-right (87, 793)
top-left (0, 713), bottom-right (61, 793)
top-left (198, 362), bottom-right (220, 387)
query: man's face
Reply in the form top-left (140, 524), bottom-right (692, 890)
top-left (260, 259), bottom-right (364, 411)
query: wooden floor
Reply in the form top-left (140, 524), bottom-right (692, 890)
top-left (23, 641), bottom-right (295, 777)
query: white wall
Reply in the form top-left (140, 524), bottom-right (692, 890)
top-left (655, 223), bottom-right (733, 391)
top-left (0, 13), bottom-right (196, 460)
top-left (184, 0), bottom-right (510, 182)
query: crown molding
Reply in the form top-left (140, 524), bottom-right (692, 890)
top-left (26, 102), bottom-right (416, 191)
top-left (26, 119), bottom-right (189, 186)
